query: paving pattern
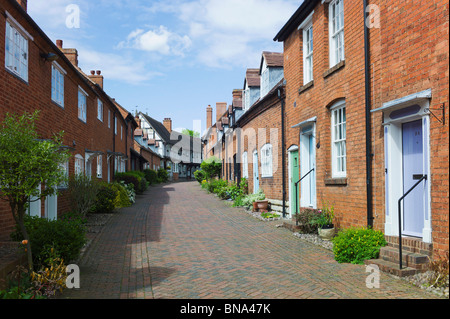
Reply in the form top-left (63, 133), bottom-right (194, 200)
top-left (61, 181), bottom-right (441, 299)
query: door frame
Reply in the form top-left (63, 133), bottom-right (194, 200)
top-left (374, 90), bottom-right (432, 242)
top-left (288, 145), bottom-right (299, 218)
top-left (253, 150), bottom-right (259, 194)
top-left (299, 124), bottom-right (317, 209)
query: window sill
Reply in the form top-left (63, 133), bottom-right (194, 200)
top-left (298, 80), bottom-right (314, 94)
top-left (323, 60), bottom-right (345, 79)
top-left (324, 177), bottom-right (347, 186)
top-left (51, 100), bottom-right (65, 110)
top-left (5, 67), bottom-right (29, 85)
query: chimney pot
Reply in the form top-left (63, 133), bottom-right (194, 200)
top-left (56, 39), bottom-right (63, 49)
top-left (90, 70), bottom-right (95, 75)
top-left (97, 70), bottom-right (101, 75)
top-left (16, 0), bottom-right (27, 12)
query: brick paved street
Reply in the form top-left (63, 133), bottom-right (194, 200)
top-left (61, 181), bottom-right (441, 300)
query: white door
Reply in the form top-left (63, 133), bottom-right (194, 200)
top-left (300, 125), bottom-right (316, 208)
top-left (253, 151), bottom-right (259, 193)
top-left (45, 194), bottom-right (57, 220)
top-left (28, 184), bottom-right (41, 217)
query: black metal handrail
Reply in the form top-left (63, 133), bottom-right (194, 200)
top-left (294, 168), bottom-right (315, 226)
top-left (397, 174), bottom-right (427, 269)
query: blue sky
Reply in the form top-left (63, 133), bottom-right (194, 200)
top-left (28, 0), bottom-right (301, 134)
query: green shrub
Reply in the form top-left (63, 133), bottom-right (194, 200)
top-left (91, 182), bottom-right (116, 214)
top-left (110, 182), bottom-right (134, 208)
top-left (157, 168), bottom-right (169, 183)
top-left (193, 170), bottom-right (206, 183)
top-left (295, 208), bottom-right (321, 233)
top-left (143, 169), bottom-right (158, 185)
top-left (114, 173), bottom-right (139, 193)
top-left (11, 215), bottom-right (87, 268)
top-left (332, 227), bottom-right (387, 264)
top-left (207, 179), bottom-right (228, 194)
top-left (238, 190), bottom-right (265, 209)
top-left (67, 174), bottom-right (100, 218)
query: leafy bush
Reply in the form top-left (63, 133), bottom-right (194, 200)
top-left (200, 156), bottom-right (222, 180)
top-left (207, 179), bottom-right (228, 194)
top-left (237, 190), bottom-right (265, 209)
top-left (109, 182), bottom-right (134, 208)
top-left (426, 251), bottom-right (449, 288)
top-left (157, 168), bottom-right (169, 183)
top-left (91, 182), bottom-right (116, 214)
top-left (11, 215), bottom-right (87, 268)
top-left (310, 202), bottom-right (335, 228)
top-left (194, 170), bottom-right (206, 183)
top-left (143, 169), bottom-right (158, 185)
top-left (67, 174), bottom-right (100, 218)
top-left (114, 172), bottom-right (140, 193)
top-left (239, 178), bottom-right (248, 195)
top-left (295, 208), bottom-right (321, 233)
top-left (332, 227), bottom-right (387, 264)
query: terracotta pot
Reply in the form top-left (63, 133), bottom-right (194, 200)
top-left (252, 201), bottom-right (258, 212)
top-left (255, 200), bottom-right (269, 211)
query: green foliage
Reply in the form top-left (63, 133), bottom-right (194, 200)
top-left (200, 156), bottom-right (222, 180)
top-left (239, 178), bottom-right (248, 195)
top-left (332, 227), bottom-right (387, 264)
top-left (295, 208), bottom-right (321, 233)
top-left (110, 182), bottom-right (134, 208)
top-left (143, 169), bottom-right (158, 185)
top-left (236, 190), bottom-right (266, 209)
top-left (181, 128), bottom-right (200, 137)
top-left (91, 182), bottom-right (116, 214)
top-left (194, 170), bottom-right (206, 183)
top-left (157, 168), bottom-right (169, 183)
top-left (11, 215), bottom-right (87, 268)
top-left (426, 251), bottom-right (449, 288)
top-left (310, 202), bottom-right (335, 228)
top-left (206, 179), bottom-right (228, 194)
top-left (114, 171), bottom-right (148, 194)
top-left (67, 174), bottom-right (100, 219)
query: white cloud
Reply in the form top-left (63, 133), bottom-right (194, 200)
top-left (145, 0), bottom-right (299, 68)
top-left (118, 26), bottom-right (192, 56)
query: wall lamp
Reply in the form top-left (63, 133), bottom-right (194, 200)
top-left (40, 52), bottom-right (59, 62)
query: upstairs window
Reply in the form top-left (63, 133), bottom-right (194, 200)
top-left (329, 0), bottom-right (345, 67)
top-left (261, 144), bottom-right (273, 177)
top-left (97, 99), bottom-right (103, 122)
top-left (330, 100), bottom-right (346, 177)
top-left (5, 19), bottom-right (29, 81)
top-left (51, 63), bottom-right (65, 107)
top-left (302, 19), bottom-right (313, 84)
top-left (242, 151), bottom-right (249, 178)
top-left (78, 87), bottom-right (88, 122)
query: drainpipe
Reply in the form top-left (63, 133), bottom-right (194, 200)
top-left (363, 0), bottom-right (374, 228)
top-left (113, 110), bottom-right (116, 180)
top-left (278, 86), bottom-right (287, 218)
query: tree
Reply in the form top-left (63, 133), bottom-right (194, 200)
top-left (200, 156), bottom-right (222, 181)
top-left (0, 111), bottom-right (70, 270)
top-left (181, 129), bottom-right (200, 138)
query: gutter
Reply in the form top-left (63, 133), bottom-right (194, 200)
top-left (363, 0), bottom-right (374, 228)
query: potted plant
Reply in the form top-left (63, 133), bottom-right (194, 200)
top-left (312, 202), bottom-right (335, 241)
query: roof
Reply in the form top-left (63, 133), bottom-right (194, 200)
top-left (260, 52), bottom-right (283, 74)
top-left (273, 0), bottom-right (319, 42)
top-left (244, 69), bottom-right (261, 88)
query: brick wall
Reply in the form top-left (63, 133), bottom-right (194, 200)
top-left (0, 0), bottom-right (130, 240)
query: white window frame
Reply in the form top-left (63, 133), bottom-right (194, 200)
top-left (58, 159), bottom-right (69, 189)
top-left (244, 85), bottom-right (250, 111)
top-left (121, 125), bottom-right (123, 140)
top-left (4, 16), bottom-right (30, 82)
top-left (242, 151), bottom-right (249, 178)
top-left (78, 87), bottom-right (88, 123)
top-left (260, 144), bottom-right (273, 178)
top-left (301, 14), bottom-right (313, 84)
top-left (108, 109), bottom-right (111, 128)
top-left (97, 99), bottom-right (103, 122)
top-left (74, 154), bottom-right (84, 175)
top-left (51, 62), bottom-right (65, 107)
top-left (97, 155), bottom-right (103, 178)
top-left (330, 100), bottom-right (346, 178)
top-left (114, 117), bottom-right (117, 135)
top-left (329, 0), bottom-right (345, 67)
top-left (260, 61), bottom-right (270, 98)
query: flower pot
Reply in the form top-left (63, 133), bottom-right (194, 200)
top-left (318, 226), bottom-right (335, 241)
top-left (255, 200), bottom-right (269, 211)
top-left (252, 201), bottom-right (259, 212)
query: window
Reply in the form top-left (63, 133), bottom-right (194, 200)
top-left (260, 63), bottom-right (270, 98)
top-left (108, 109), bottom-right (111, 128)
top-left (58, 160), bottom-right (69, 189)
top-left (303, 23), bottom-right (313, 84)
top-left (97, 99), bottom-right (103, 121)
top-left (260, 144), bottom-right (273, 177)
top-left (331, 101), bottom-right (346, 177)
top-left (5, 19), bottom-right (29, 81)
top-left (121, 125), bottom-right (123, 140)
top-left (329, 0), bottom-right (345, 67)
top-left (78, 88), bottom-right (87, 122)
top-left (97, 155), bottom-right (102, 178)
top-left (242, 151), bottom-right (249, 178)
top-left (114, 117), bottom-right (117, 135)
top-left (244, 87), bottom-right (250, 111)
top-left (74, 154), bottom-right (84, 175)
top-left (51, 63), bottom-right (65, 107)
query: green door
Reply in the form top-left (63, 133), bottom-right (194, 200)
top-left (290, 150), bottom-right (299, 216)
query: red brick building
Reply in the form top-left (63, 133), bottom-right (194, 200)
top-left (274, 0), bottom-right (448, 259)
top-left (0, 0), bottom-right (134, 240)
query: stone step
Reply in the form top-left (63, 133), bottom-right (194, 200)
top-left (384, 235), bottom-right (432, 256)
top-left (364, 258), bottom-right (418, 278)
top-left (380, 246), bottom-right (430, 270)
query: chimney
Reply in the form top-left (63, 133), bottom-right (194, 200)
top-left (232, 89), bottom-right (243, 100)
top-left (16, 0), bottom-right (27, 11)
top-left (88, 70), bottom-right (104, 89)
top-left (56, 39), bottom-right (79, 67)
top-left (206, 105), bottom-right (213, 129)
top-left (135, 115), bottom-right (141, 128)
top-left (163, 118), bottom-right (172, 133)
top-left (216, 102), bottom-right (227, 123)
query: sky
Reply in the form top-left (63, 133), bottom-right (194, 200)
top-left (28, 0), bottom-right (301, 134)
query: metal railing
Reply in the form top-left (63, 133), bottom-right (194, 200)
top-left (294, 168), bottom-right (315, 226)
top-left (397, 174), bottom-right (427, 269)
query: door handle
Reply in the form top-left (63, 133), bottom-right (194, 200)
top-left (413, 174), bottom-right (424, 180)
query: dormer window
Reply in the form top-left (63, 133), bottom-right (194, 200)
top-left (260, 60), bottom-right (270, 97)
